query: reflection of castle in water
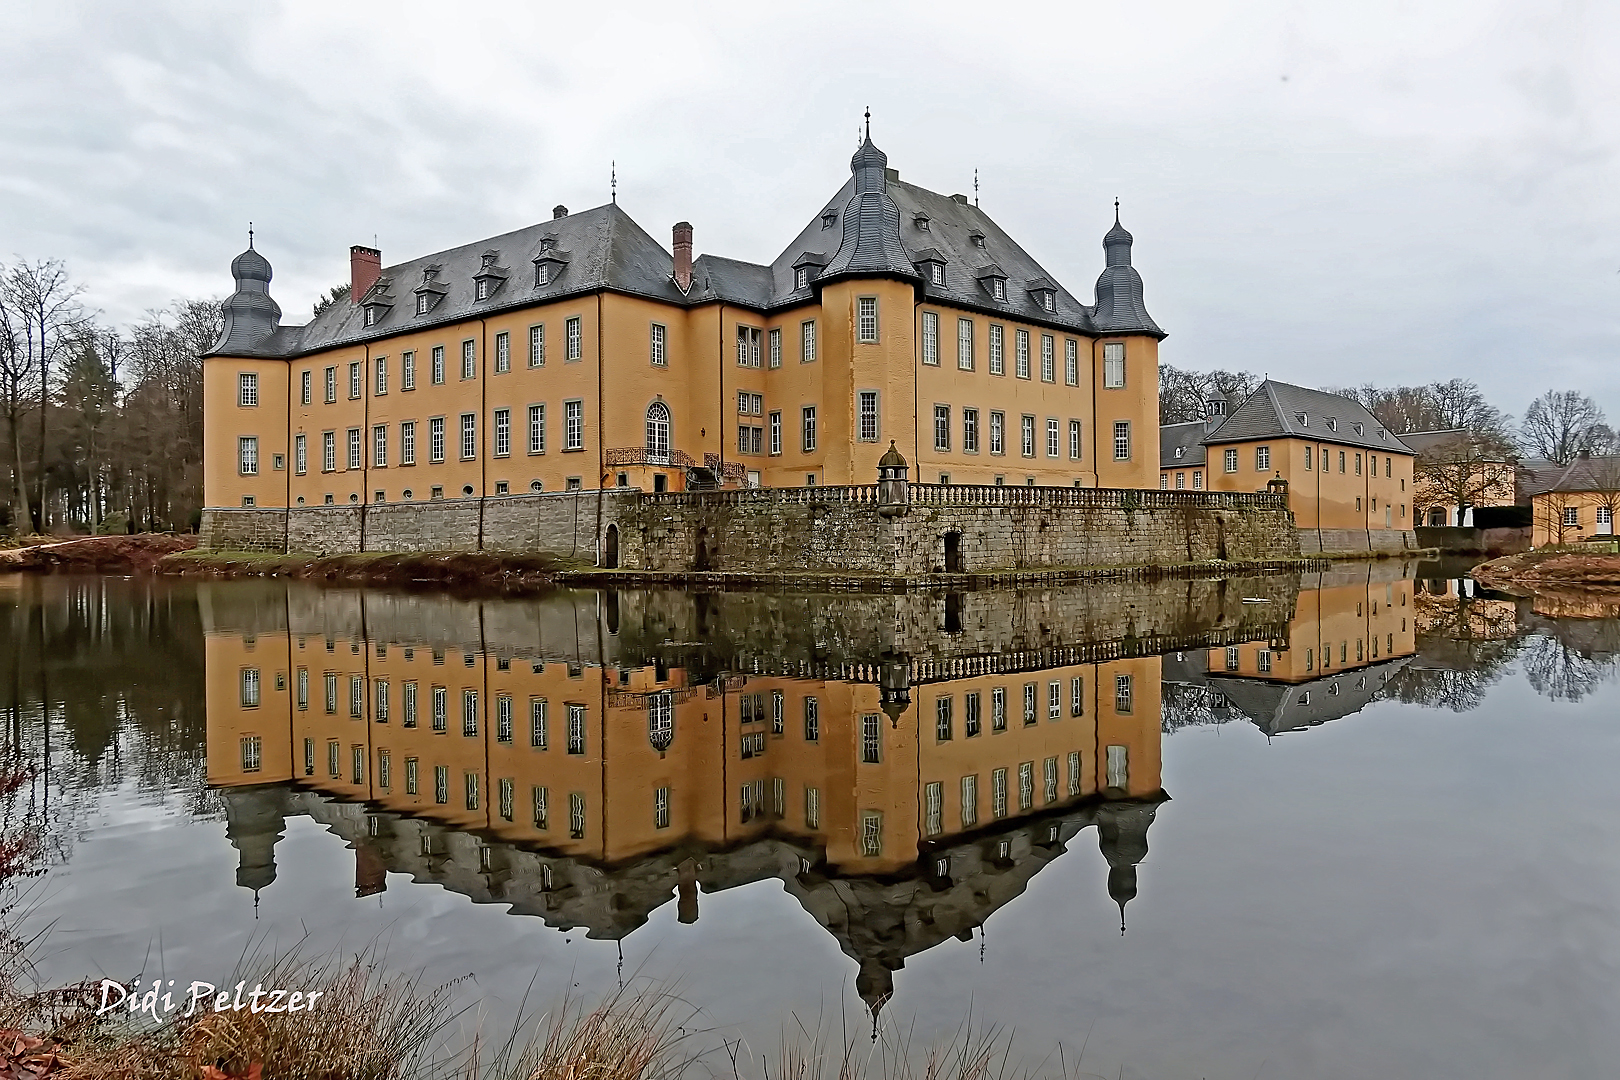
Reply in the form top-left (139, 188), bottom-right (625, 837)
top-left (1162, 562), bottom-right (1418, 736)
top-left (203, 579), bottom-right (1288, 1014)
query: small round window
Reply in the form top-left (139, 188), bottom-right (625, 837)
top-left (462, 484), bottom-right (474, 496)
top-left (529, 480), bottom-right (543, 493)
top-left (402, 489), bottom-right (413, 501)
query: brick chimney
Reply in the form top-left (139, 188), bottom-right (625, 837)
top-left (350, 245), bottom-right (381, 303)
top-left (672, 221), bottom-right (693, 293)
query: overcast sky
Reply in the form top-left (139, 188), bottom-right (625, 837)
top-left (3, 0), bottom-right (1615, 422)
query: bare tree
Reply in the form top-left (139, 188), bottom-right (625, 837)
top-left (1158, 364), bottom-right (1258, 424)
top-left (1413, 428), bottom-right (1519, 523)
top-left (1520, 390), bottom-right (1613, 465)
top-left (0, 277), bottom-right (37, 532)
top-left (2, 260), bottom-right (87, 531)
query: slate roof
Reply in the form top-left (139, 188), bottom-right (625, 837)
top-left (1159, 420), bottom-right (1210, 468)
top-left (207, 133), bottom-right (1165, 358)
top-left (1205, 658), bottom-right (1411, 736)
top-left (1517, 458), bottom-right (1568, 498)
top-left (1538, 454), bottom-right (1620, 494)
top-left (1203, 380), bottom-right (1415, 455)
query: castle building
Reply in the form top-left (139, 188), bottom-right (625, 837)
top-left (203, 126), bottom-right (1165, 514)
top-left (1160, 380), bottom-right (1419, 554)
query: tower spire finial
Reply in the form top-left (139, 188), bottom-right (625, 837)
top-left (864, 105), bottom-right (871, 140)
top-left (248, 221), bottom-right (254, 249)
top-left (1114, 197), bottom-right (1120, 224)
top-left (974, 168), bottom-right (979, 207)
top-left (611, 160), bottom-right (616, 204)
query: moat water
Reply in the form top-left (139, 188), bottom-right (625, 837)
top-left (4, 568), bottom-right (1619, 1079)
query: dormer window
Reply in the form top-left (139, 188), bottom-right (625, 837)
top-left (913, 212), bottom-right (930, 232)
top-left (992, 279), bottom-right (1005, 301)
top-left (796, 267), bottom-right (809, 290)
top-left (415, 294), bottom-right (430, 315)
top-left (1043, 292), bottom-right (1056, 312)
top-left (930, 263), bottom-right (944, 285)
top-left (364, 306), bottom-right (378, 327)
top-left (969, 231), bottom-right (985, 248)
top-left (1327, 418), bottom-right (1337, 431)
top-left (535, 263), bottom-right (550, 286)
top-left (1174, 446), bottom-right (1184, 459)
top-left (821, 209), bottom-right (837, 229)
top-left (476, 278), bottom-right (489, 301)
top-left (1296, 412), bottom-right (1308, 426)
top-left (1353, 422), bottom-right (1364, 436)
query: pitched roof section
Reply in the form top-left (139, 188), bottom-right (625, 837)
top-left (1159, 421), bottom-right (1210, 468)
top-left (210, 203), bottom-right (685, 359)
top-left (1203, 380), bottom-right (1415, 455)
top-left (1541, 454), bottom-right (1620, 494)
top-left (1208, 659), bottom-right (1411, 736)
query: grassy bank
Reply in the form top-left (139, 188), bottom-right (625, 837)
top-left (0, 534), bottom-right (196, 573)
top-left (1473, 546), bottom-right (1620, 590)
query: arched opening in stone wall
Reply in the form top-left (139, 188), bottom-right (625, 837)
top-left (944, 592), bottom-right (964, 634)
top-left (603, 524), bottom-right (619, 569)
top-left (1427, 506), bottom-right (1448, 527)
top-left (694, 527), bottom-right (712, 572)
top-left (605, 591), bottom-right (620, 635)
top-left (943, 531), bottom-right (964, 574)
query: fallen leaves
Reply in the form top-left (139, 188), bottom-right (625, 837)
top-left (0, 1029), bottom-right (70, 1079)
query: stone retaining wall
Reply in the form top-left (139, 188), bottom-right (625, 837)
top-left (200, 484), bottom-right (1301, 575)
top-left (1297, 528), bottom-right (1421, 555)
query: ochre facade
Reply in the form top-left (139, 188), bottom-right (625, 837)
top-left (204, 130), bottom-right (1165, 524)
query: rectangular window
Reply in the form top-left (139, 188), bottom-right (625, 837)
top-left (654, 786), bottom-right (670, 829)
top-left (1040, 334), bottom-right (1055, 382)
top-left (988, 324), bottom-right (1005, 375)
top-left (769, 411), bottom-right (782, 455)
top-left (238, 372), bottom-right (258, 407)
top-left (1224, 447), bottom-right (1239, 473)
top-left (855, 392), bottom-right (879, 443)
top-left (1023, 682), bottom-right (1037, 726)
top-left (1068, 419), bottom-right (1082, 460)
top-left (1015, 329), bottom-right (1030, 378)
top-left (530, 697), bottom-right (548, 748)
top-left (1046, 418), bottom-right (1060, 458)
top-left (1048, 680), bottom-right (1062, 719)
top-left (803, 696), bottom-right (819, 741)
top-left (935, 695), bottom-right (953, 741)
top-left (1071, 676), bottom-right (1084, 716)
top-left (346, 428), bottom-right (361, 470)
top-left (1113, 421), bottom-right (1131, 461)
top-left (496, 694), bottom-right (513, 743)
top-left (1256, 445), bottom-right (1271, 471)
top-left (396, 421), bottom-right (414, 465)
top-left (960, 774), bottom-right (978, 827)
top-left (432, 765), bottom-right (448, 804)
top-left (402, 756), bottom-right (418, 795)
top-left (1339, 450), bottom-right (1346, 473)
top-left (293, 432), bottom-right (307, 475)
top-left (992, 767), bottom-right (1008, 818)
top-left (1106, 745), bottom-right (1129, 789)
top-left (302, 736), bottom-right (314, 775)
top-left (566, 316), bottom-right (582, 361)
top-left (1563, 506), bottom-right (1579, 526)
top-left (921, 311), bottom-right (939, 365)
top-left (349, 361), bottom-right (362, 400)
top-left (238, 436), bottom-right (258, 476)
top-left (494, 330), bottom-right (510, 373)
top-left (992, 686), bottom-right (1006, 731)
top-left (300, 370), bottom-right (311, 405)
top-left (1018, 761), bottom-right (1034, 810)
top-left (295, 667), bottom-right (309, 711)
top-left (1068, 750), bottom-right (1082, 796)
top-left (768, 327), bottom-right (782, 368)
top-left (324, 672), bottom-right (338, 714)
top-left (431, 685), bottom-right (447, 731)
top-left (460, 339), bottom-right (476, 380)
top-left (805, 786), bottom-right (821, 829)
top-left (374, 356), bottom-right (388, 395)
top-left (459, 689), bottom-right (478, 736)
top-left (989, 411), bottom-right (1004, 455)
top-left (923, 781), bottom-right (943, 837)
top-left (963, 408), bottom-right (979, 453)
top-left (650, 323), bottom-right (666, 366)
top-left (566, 704), bottom-right (586, 754)
top-left (934, 405), bottom-right (951, 452)
top-left (372, 424), bottom-right (387, 468)
top-left (531, 785), bottom-right (547, 828)
top-left (964, 690), bottom-right (981, 736)
top-left (431, 345), bottom-right (445, 384)
top-left (861, 713), bottom-right (882, 763)
top-left (564, 401), bottom-right (583, 451)
top-left (860, 810), bottom-right (882, 856)
top-left (1115, 674), bottom-right (1133, 714)
top-left (1193, 470), bottom-right (1202, 489)
top-left (801, 320), bottom-right (817, 362)
top-left (1021, 415), bottom-right (1035, 457)
top-left (374, 678), bottom-right (389, 722)
top-left (459, 413), bottom-right (476, 460)
top-left (735, 326), bottom-right (761, 367)
top-left (493, 408), bottom-right (510, 457)
top-left (1305, 446), bottom-right (1314, 471)
top-left (328, 739), bottom-right (340, 777)
top-left (402, 681), bottom-right (417, 727)
top-left (239, 667), bottom-right (260, 707)
top-left (1044, 756), bottom-right (1059, 803)
top-left (957, 317), bottom-right (974, 370)
top-left (1103, 342), bottom-right (1125, 387)
top-left (402, 351), bottom-right (415, 389)
top-left (427, 417), bottom-right (445, 463)
top-left (325, 366), bottom-right (338, 403)
top-left (528, 325), bottom-right (545, 367)
top-left (857, 297), bottom-right (878, 342)
top-left (1064, 339), bottom-right (1079, 385)
top-left (801, 406), bottom-right (817, 452)
top-left (349, 675), bottom-right (364, 718)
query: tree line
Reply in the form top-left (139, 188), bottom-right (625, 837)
top-left (1159, 364), bottom-right (1618, 465)
top-left (0, 258), bottom-right (218, 536)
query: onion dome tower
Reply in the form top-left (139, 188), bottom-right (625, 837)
top-left (1090, 203), bottom-right (1164, 338)
top-left (212, 228), bottom-right (283, 354)
top-left (820, 111), bottom-right (918, 283)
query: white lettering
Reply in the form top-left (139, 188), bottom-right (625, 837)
top-left (304, 990), bottom-right (323, 1010)
top-left (97, 980), bottom-right (129, 1015)
top-left (264, 989), bottom-right (287, 1013)
top-left (185, 982), bottom-right (215, 1018)
top-left (285, 991), bottom-right (303, 1012)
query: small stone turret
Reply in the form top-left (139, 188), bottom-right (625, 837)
top-left (877, 440), bottom-right (909, 516)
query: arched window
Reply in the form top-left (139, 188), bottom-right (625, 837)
top-left (646, 402), bottom-right (670, 464)
top-left (648, 691), bottom-right (673, 753)
top-left (1427, 506), bottom-right (1447, 527)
